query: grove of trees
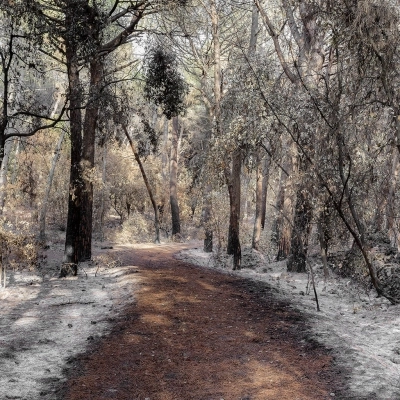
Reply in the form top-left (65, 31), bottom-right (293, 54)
top-left (2, 0), bottom-right (400, 303)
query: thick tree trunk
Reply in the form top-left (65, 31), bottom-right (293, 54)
top-left (39, 131), bottom-right (65, 243)
top-left (227, 149), bottom-right (242, 270)
top-left (79, 59), bottom-right (103, 261)
top-left (170, 116), bottom-right (181, 237)
top-left (63, 49), bottom-right (83, 267)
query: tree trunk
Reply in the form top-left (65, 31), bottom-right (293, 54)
top-left (39, 131), bottom-right (65, 243)
top-left (79, 58), bottom-right (103, 261)
top-left (63, 40), bottom-right (83, 267)
top-left (273, 146), bottom-right (295, 260)
top-left (160, 117), bottom-right (169, 231)
top-left (317, 219), bottom-right (329, 280)
top-left (10, 138), bottom-right (20, 185)
top-left (123, 126), bottom-right (160, 243)
top-left (0, 139), bottom-right (13, 215)
top-left (170, 116), bottom-right (181, 237)
top-left (227, 148), bottom-right (242, 270)
top-left (287, 187), bottom-right (312, 272)
top-left (252, 151), bottom-right (269, 250)
top-left (210, 0), bottom-right (222, 134)
top-left (249, 5), bottom-right (259, 55)
top-left (386, 147), bottom-right (400, 249)
top-left (260, 155), bottom-right (270, 230)
top-left (242, 171), bottom-right (251, 221)
top-left (202, 185), bottom-right (213, 253)
top-left (99, 144), bottom-right (107, 243)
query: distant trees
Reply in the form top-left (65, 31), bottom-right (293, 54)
top-left (0, 3), bottom-right (65, 169)
top-left (144, 45), bottom-right (188, 238)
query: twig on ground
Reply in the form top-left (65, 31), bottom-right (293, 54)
top-left (307, 260), bottom-right (320, 312)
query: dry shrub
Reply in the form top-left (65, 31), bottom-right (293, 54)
top-left (0, 220), bottom-right (39, 286)
top-left (92, 252), bottom-right (122, 276)
top-left (107, 212), bottom-right (155, 243)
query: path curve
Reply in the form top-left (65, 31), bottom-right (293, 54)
top-left (63, 243), bottom-right (341, 399)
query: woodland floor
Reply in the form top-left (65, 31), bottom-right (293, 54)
top-left (1, 240), bottom-right (399, 399)
top-left (62, 244), bottom-right (341, 400)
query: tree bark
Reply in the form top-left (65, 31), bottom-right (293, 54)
top-left (202, 0), bottom-right (222, 252)
top-left (260, 155), bottom-right (270, 230)
top-left (386, 147), bottom-right (400, 249)
top-left (79, 58), bottom-right (103, 261)
top-left (10, 138), bottom-right (20, 185)
top-left (170, 116), bottom-right (181, 237)
top-left (63, 42), bottom-right (83, 267)
top-left (227, 148), bottom-right (242, 270)
top-left (202, 183), bottom-right (213, 253)
top-left (99, 144), bottom-right (107, 243)
top-left (249, 4), bottom-right (259, 55)
top-left (159, 118), bottom-right (169, 230)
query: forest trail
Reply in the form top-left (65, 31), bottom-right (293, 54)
top-left (63, 243), bottom-right (341, 400)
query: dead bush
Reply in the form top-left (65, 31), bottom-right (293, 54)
top-left (0, 221), bottom-right (39, 287)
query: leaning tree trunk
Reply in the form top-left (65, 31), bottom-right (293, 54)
top-left (227, 148), bottom-right (242, 270)
top-left (170, 116), bottom-right (181, 237)
top-left (39, 131), bottom-right (65, 243)
top-left (123, 126), bottom-right (160, 243)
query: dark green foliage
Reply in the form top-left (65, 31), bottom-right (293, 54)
top-left (144, 46), bottom-right (187, 120)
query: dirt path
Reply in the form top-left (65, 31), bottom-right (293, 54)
top-left (63, 244), bottom-right (342, 400)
